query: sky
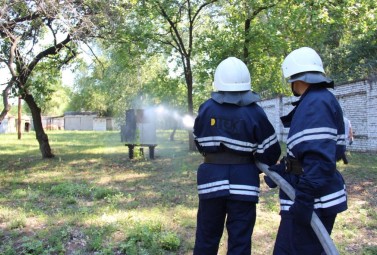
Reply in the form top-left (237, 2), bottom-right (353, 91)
top-left (0, 64), bottom-right (75, 109)
top-left (0, 68), bottom-right (15, 104)
top-left (0, 66), bottom-right (74, 88)
top-left (61, 69), bottom-right (75, 87)
top-left (0, 41), bottom-right (96, 91)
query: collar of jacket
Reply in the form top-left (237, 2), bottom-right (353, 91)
top-left (211, 91), bottom-right (261, 106)
top-left (280, 85), bottom-right (327, 128)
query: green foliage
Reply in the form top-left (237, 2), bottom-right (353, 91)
top-left (69, 51), bottom-right (188, 117)
top-left (362, 246), bottom-right (377, 255)
top-left (121, 221), bottom-right (180, 254)
top-left (159, 231), bottom-right (181, 250)
top-left (0, 242), bottom-right (17, 255)
top-left (49, 181), bottom-right (120, 202)
top-left (63, 0), bottom-right (376, 114)
top-left (327, 30), bottom-right (377, 82)
top-left (68, 58), bottom-right (111, 116)
top-left (8, 216), bottom-right (27, 230)
top-left (49, 182), bottom-right (92, 198)
top-left (4, 0), bottom-right (376, 120)
top-left (1, 1), bottom-right (85, 113)
top-left (85, 225), bottom-right (117, 252)
top-left (94, 188), bottom-right (120, 201)
top-left (23, 61), bottom-right (71, 116)
top-left (192, 0), bottom-right (377, 96)
top-left (20, 237), bottom-right (44, 255)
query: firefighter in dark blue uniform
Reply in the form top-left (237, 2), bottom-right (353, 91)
top-left (193, 57), bottom-right (281, 255)
top-left (264, 47), bottom-right (348, 255)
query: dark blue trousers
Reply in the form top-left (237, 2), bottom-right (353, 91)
top-left (273, 214), bottom-right (337, 255)
top-left (193, 197), bottom-right (257, 255)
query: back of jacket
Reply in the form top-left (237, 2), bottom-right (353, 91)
top-left (194, 99), bottom-right (281, 202)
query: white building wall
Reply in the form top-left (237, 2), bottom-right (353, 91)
top-left (367, 79), bottom-right (377, 151)
top-left (93, 118), bottom-right (107, 131)
top-left (64, 114), bottom-right (115, 131)
top-left (335, 81), bottom-right (369, 151)
top-left (65, 116), bottom-right (81, 130)
top-left (64, 115), bottom-right (95, 130)
top-left (0, 117), bottom-right (16, 133)
top-left (0, 115), bottom-right (31, 133)
top-left (80, 115), bottom-right (94, 130)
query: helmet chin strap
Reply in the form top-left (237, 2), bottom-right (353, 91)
top-left (291, 83), bottom-right (300, 97)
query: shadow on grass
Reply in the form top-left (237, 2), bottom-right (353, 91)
top-left (0, 130), bottom-right (199, 254)
top-left (2, 131), bottom-right (374, 254)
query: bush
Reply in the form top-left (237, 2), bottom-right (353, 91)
top-left (121, 221), bottom-right (181, 254)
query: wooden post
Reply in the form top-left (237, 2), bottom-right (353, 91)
top-left (17, 96), bottom-right (22, 140)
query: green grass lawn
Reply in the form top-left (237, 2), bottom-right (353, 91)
top-left (0, 130), bottom-right (376, 255)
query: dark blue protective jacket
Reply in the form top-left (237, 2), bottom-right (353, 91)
top-left (194, 96), bottom-right (281, 202)
top-left (266, 85), bottom-right (347, 218)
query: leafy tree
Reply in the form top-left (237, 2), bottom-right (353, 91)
top-left (69, 59), bottom-right (111, 116)
top-left (323, 0), bottom-right (377, 82)
top-left (226, 0), bottom-right (376, 93)
top-left (129, 0), bottom-right (220, 149)
top-left (69, 46), bottom-right (146, 118)
top-left (70, 47), bottom-right (187, 119)
top-left (0, 0), bottom-right (126, 158)
top-left (32, 0), bottom-right (375, 153)
top-left (327, 30), bottom-right (377, 82)
top-left (264, 0), bottom-right (377, 85)
top-left (23, 62), bottom-right (71, 116)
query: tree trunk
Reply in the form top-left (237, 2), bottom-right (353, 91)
top-left (243, 17), bottom-right (251, 64)
top-left (23, 94), bottom-right (54, 158)
top-left (169, 129), bottom-right (176, 141)
top-left (0, 82), bottom-right (13, 122)
top-left (169, 125), bottom-right (177, 141)
top-left (184, 58), bottom-right (197, 151)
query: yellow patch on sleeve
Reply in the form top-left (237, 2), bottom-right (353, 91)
top-left (210, 118), bottom-right (216, 126)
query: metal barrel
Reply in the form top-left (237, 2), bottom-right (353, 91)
top-left (256, 161), bottom-right (339, 255)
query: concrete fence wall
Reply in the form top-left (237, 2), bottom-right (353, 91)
top-left (259, 78), bottom-right (377, 152)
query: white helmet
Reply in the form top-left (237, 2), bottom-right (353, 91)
top-left (282, 47), bottom-right (325, 79)
top-left (214, 57), bottom-right (251, 91)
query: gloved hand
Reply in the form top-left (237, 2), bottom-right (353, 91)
top-left (269, 158), bottom-right (286, 175)
top-left (289, 190), bottom-right (314, 226)
top-left (349, 138), bottom-right (353, 145)
top-left (264, 159), bottom-right (286, 188)
top-left (264, 175), bottom-right (277, 188)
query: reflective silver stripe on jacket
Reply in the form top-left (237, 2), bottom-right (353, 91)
top-left (229, 184), bottom-right (259, 196)
top-left (198, 180), bottom-right (229, 194)
top-left (279, 187), bottom-right (347, 211)
top-left (196, 134), bottom-right (278, 153)
top-left (286, 127), bottom-right (346, 156)
top-left (198, 181), bottom-right (259, 196)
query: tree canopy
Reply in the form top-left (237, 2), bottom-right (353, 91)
top-left (0, 0), bottom-right (131, 157)
top-left (1, 0), bottom-right (376, 156)
top-left (71, 0), bottom-right (376, 116)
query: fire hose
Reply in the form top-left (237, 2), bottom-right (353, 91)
top-left (256, 161), bottom-right (340, 255)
